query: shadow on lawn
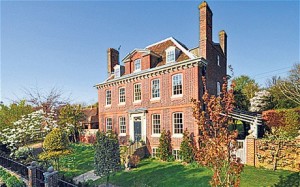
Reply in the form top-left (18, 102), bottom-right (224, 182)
top-left (113, 162), bottom-right (211, 187)
top-left (273, 172), bottom-right (300, 187)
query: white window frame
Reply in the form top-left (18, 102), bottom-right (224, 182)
top-left (134, 83), bottom-right (142, 102)
top-left (173, 112), bottom-right (183, 136)
top-left (151, 79), bottom-right (160, 99)
top-left (152, 114), bottom-right (161, 135)
top-left (172, 74), bottom-right (183, 96)
top-left (106, 90), bottom-right (111, 106)
top-left (217, 55), bottom-right (220, 66)
top-left (217, 82), bottom-right (221, 96)
top-left (119, 117), bottom-right (126, 136)
top-left (106, 118), bottom-right (112, 132)
top-left (119, 87), bottom-right (126, 104)
top-left (152, 147), bottom-right (158, 158)
top-left (172, 149), bottom-right (181, 160)
top-left (166, 46), bottom-right (176, 63)
top-left (134, 59), bottom-right (141, 72)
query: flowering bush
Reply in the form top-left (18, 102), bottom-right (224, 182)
top-left (0, 109), bottom-right (57, 155)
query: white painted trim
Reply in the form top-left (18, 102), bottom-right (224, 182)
top-left (129, 113), bottom-right (147, 142)
top-left (172, 134), bottom-right (183, 138)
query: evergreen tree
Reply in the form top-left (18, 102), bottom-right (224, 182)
top-left (94, 131), bottom-right (120, 186)
top-left (157, 129), bottom-right (172, 161)
top-left (179, 129), bottom-right (194, 163)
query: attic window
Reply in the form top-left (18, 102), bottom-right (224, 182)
top-left (134, 59), bottom-right (141, 72)
top-left (217, 55), bottom-right (220, 66)
top-left (166, 47), bottom-right (176, 63)
top-left (115, 66), bottom-right (120, 78)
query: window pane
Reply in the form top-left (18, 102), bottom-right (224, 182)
top-left (134, 59), bottom-right (141, 71)
top-left (106, 118), bottom-right (112, 132)
top-left (106, 90), bottom-right (111, 105)
top-left (119, 117), bottom-right (126, 134)
top-left (119, 88), bottom-right (125, 103)
top-left (152, 79), bottom-right (160, 98)
top-left (173, 113), bottom-right (183, 134)
top-left (152, 114), bottom-right (161, 134)
top-left (134, 84), bottom-right (141, 101)
top-left (172, 74), bottom-right (182, 95)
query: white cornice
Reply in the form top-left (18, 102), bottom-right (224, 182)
top-left (94, 57), bottom-right (207, 89)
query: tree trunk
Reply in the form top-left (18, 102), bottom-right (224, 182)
top-left (273, 141), bottom-right (281, 171)
top-left (106, 175), bottom-right (109, 187)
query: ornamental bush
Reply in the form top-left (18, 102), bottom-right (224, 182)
top-left (0, 167), bottom-right (25, 187)
top-left (179, 129), bottom-right (194, 163)
top-left (157, 129), bottom-right (172, 161)
top-left (262, 108), bottom-right (300, 138)
top-left (39, 128), bottom-right (71, 170)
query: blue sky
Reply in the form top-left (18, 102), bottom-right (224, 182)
top-left (1, 0), bottom-right (299, 105)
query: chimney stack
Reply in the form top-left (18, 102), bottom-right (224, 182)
top-left (199, 1), bottom-right (213, 59)
top-left (219, 30), bottom-right (227, 57)
top-left (107, 48), bottom-right (119, 76)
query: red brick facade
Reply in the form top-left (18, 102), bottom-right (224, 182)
top-left (95, 1), bottom-right (227, 154)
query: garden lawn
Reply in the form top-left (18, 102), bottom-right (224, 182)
top-left (89, 159), bottom-right (298, 187)
top-left (60, 145), bottom-right (298, 186)
top-left (59, 143), bottom-right (95, 180)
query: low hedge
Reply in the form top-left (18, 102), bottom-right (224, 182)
top-left (0, 167), bottom-right (25, 187)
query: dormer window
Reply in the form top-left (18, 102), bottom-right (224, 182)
top-left (166, 46), bottom-right (176, 63)
top-left (134, 59), bottom-right (141, 72)
top-left (217, 55), bottom-right (220, 66)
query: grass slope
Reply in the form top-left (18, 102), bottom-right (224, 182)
top-left (60, 144), bottom-right (298, 186)
top-left (90, 159), bottom-right (298, 187)
top-left (59, 144), bottom-right (95, 179)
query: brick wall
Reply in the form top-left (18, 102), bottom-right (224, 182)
top-left (98, 66), bottom-right (200, 151)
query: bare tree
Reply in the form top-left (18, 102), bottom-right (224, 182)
top-left (23, 86), bottom-right (70, 113)
top-left (278, 64), bottom-right (300, 105)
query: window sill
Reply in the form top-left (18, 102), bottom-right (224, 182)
top-left (172, 134), bottom-right (183, 138)
top-left (133, 100), bottom-right (141, 105)
top-left (119, 133), bottom-right (127, 137)
top-left (171, 94), bottom-right (183, 100)
top-left (134, 69), bottom-right (141, 73)
top-left (118, 103), bottom-right (125, 106)
top-left (150, 98), bottom-right (160, 102)
top-left (151, 134), bottom-right (161, 138)
top-left (105, 105), bottom-right (111, 108)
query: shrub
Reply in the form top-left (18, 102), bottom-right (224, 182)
top-left (157, 129), bottom-right (172, 161)
top-left (5, 176), bottom-right (25, 187)
top-left (0, 167), bottom-right (25, 187)
top-left (179, 129), bottom-right (194, 163)
top-left (129, 155), bottom-right (140, 168)
top-left (263, 108), bottom-right (300, 138)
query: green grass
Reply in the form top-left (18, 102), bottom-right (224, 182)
top-left (59, 143), bottom-right (95, 179)
top-left (88, 159), bottom-right (298, 187)
top-left (60, 144), bottom-right (298, 186)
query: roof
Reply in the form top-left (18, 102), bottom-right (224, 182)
top-left (146, 37), bottom-right (195, 67)
top-left (82, 107), bottom-right (98, 123)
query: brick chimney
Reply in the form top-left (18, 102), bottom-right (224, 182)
top-left (219, 30), bottom-right (227, 57)
top-left (107, 48), bottom-right (119, 76)
top-left (199, 1), bottom-right (213, 59)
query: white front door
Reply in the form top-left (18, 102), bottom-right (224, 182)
top-left (129, 113), bottom-right (146, 143)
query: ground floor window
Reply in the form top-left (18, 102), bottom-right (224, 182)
top-left (152, 147), bottom-right (158, 158)
top-left (172, 149), bottom-right (180, 160)
top-left (173, 112), bottom-right (183, 134)
top-left (119, 117), bottom-right (126, 134)
top-left (106, 118), bottom-right (112, 131)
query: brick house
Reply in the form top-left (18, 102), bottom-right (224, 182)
top-left (95, 1), bottom-right (227, 157)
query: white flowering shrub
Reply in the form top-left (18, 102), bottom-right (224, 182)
top-left (0, 109), bottom-right (57, 155)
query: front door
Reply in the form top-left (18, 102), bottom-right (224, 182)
top-left (134, 117), bottom-right (142, 142)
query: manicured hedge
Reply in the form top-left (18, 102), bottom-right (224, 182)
top-left (0, 167), bottom-right (25, 187)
